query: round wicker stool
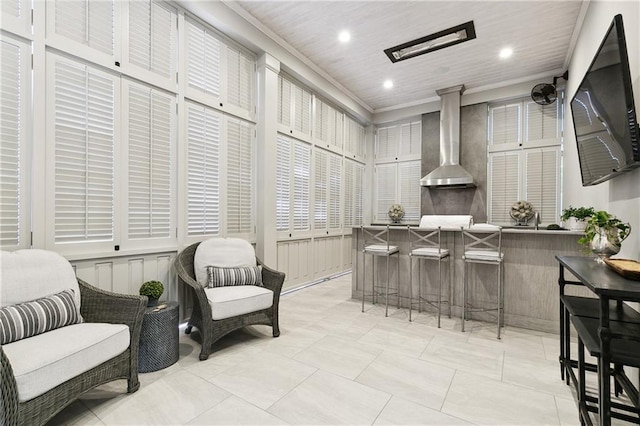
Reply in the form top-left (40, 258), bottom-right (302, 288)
top-left (138, 301), bottom-right (179, 373)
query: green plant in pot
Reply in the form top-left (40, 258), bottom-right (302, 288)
top-left (139, 280), bottom-right (164, 307)
top-left (577, 210), bottom-right (631, 262)
top-left (561, 206), bottom-right (595, 231)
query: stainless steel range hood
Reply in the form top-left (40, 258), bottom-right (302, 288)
top-left (420, 85), bottom-right (476, 188)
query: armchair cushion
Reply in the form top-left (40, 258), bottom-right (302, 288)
top-left (207, 266), bottom-right (263, 288)
top-left (204, 286), bottom-right (273, 320)
top-left (0, 288), bottom-right (83, 345)
top-left (1, 249), bottom-right (81, 309)
top-left (194, 238), bottom-right (257, 287)
top-left (2, 322), bottom-right (130, 402)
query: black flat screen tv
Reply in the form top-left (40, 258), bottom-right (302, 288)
top-left (570, 14), bottom-right (639, 186)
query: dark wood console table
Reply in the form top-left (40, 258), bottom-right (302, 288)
top-left (557, 255), bottom-right (640, 425)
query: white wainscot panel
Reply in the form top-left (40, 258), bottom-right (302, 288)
top-left (342, 235), bottom-right (352, 270)
top-left (313, 236), bottom-right (343, 279)
top-left (277, 239), bottom-right (312, 289)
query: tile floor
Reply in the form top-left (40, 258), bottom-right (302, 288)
top-left (49, 273), bottom-right (588, 425)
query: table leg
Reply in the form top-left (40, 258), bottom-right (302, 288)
top-left (599, 297), bottom-right (611, 426)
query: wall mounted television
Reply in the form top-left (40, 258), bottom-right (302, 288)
top-left (570, 14), bottom-right (639, 186)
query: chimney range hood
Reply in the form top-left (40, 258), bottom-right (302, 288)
top-left (420, 85), bottom-right (476, 188)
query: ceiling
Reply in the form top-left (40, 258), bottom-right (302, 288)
top-left (230, 0), bottom-right (585, 113)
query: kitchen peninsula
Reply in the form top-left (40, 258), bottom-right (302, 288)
top-left (351, 225), bottom-right (591, 333)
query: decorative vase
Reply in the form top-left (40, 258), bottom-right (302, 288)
top-left (590, 228), bottom-right (621, 263)
top-left (565, 217), bottom-right (588, 231)
top-left (147, 297), bottom-right (159, 307)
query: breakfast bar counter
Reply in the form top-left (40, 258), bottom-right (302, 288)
top-left (351, 225), bottom-right (591, 333)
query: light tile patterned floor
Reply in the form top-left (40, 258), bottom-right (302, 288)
top-left (48, 273), bottom-right (582, 425)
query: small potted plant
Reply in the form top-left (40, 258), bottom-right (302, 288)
top-left (139, 280), bottom-right (164, 307)
top-left (561, 206), bottom-right (595, 231)
top-left (577, 210), bottom-right (631, 261)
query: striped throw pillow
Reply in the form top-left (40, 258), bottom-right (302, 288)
top-left (0, 289), bottom-right (84, 345)
top-left (207, 266), bottom-right (263, 288)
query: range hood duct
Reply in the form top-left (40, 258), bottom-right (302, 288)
top-left (420, 85), bottom-right (476, 188)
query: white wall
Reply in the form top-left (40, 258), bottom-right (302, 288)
top-left (563, 0), bottom-right (640, 259)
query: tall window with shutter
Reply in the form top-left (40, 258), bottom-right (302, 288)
top-left (278, 74), bottom-right (311, 139)
top-left (186, 102), bottom-right (220, 237)
top-left (487, 96), bottom-right (562, 225)
top-left (343, 159), bottom-right (364, 227)
top-left (373, 118), bottom-right (422, 222)
top-left (47, 54), bottom-right (118, 250)
top-left (314, 97), bottom-right (343, 151)
top-left (276, 133), bottom-right (311, 237)
top-left (0, 35), bottom-right (30, 250)
top-left (313, 148), bottom-right (342, 235)
top-left (226, 117), bottom-right (255, 236)
top-left (123, 81), bottom-right (175, 246)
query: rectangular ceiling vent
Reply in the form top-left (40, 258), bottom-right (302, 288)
top-left (384, 21), bottom-right (476, 63)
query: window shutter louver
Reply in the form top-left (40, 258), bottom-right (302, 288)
top-left (399, 121), bottom-right (421, 157)
top-left (2, 0), bottom-right (30, 35)
top-left (375, 164), bottom-right (397, 221)
top-left (278, 75), bottom-right (292, 128)
top-left (293, 141), bottom-right (311, 232)
top-left (226, 117), bottom-right (254, 235)
top-left (490, 103), bottom-right (520, 145)
top-left (343, 160), bottom-right (354, 227)
top-left (315, 99), bottom-right (342, 150)
top-left (376, 126), bottom-right (397, 160)
top-left (226, 45), bottom-right (253, 113)
top-left (328, 152), bottom-right (342, 230)
top-left (276, 134), bottom-right (291, 232)
top-left (186, 18), bottom-right (221, 98)
top-left (345, 116), bottom-right (366, 159)
top-left (54, 0), bottom-right (114, 56)
top-left (525, 100), bottom-right (560, 142)
top-left (489, 152), bottom-right (520, 224)
top-left (0, 37), bottom-right (28, 249)
top-left (293, 84), bottom-right (311, 135)
top-left (128, 0), bottom-right (175, 81)
top-left (314, 149), bottom-right (328, 231)
top-left (126, 82), bottom-right (174, 241)
top-left (525, 147), bottom-right (560, 224)
top-left (187, 102), bottom-right (220, 236)
top-left (398, 161), bottom-right (421, 221)
top-left (52, 56), bottom-right (116, 244)
top-left (353, 161), bottom-right (364, 226)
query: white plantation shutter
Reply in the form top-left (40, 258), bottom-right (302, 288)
top-left (226, 117), bottom-right (254, 235)
top-left (344, 159), bottom-right (364, 227)
top-left (187, 102), bottom-right (220, 236)
top-left (399, 121), bottom-right (421, 157)
top-left (490, 103), bottom-right (520, 146)
top-left (525, 100), bottom-right (560, 142)
top-left (314, 98), bottom-right (342, 150)
top-left (125, 82), bottom-right (174, 241)
top-left (489, 152), bottom-right (520, 224)
top-left (51, 56), bottom-right (116, 244)
top-left (376, 126), bottom-right (397, 161)
top-left (293, 84), bottom-right (311, 135)
top-left (226, 45), bottom-right (254, 114)
top-left (398, 161), bottom-right (421, 221)
top-left (345, 116), bottom-right (366, 159)
top-left (524, 147), bottom-right (560, 225)
top-left (375, 164), bottom-right (397, 222)
top-left (0, 36), bottom-right (30, 249)
top-left (328, 152), bottom-right (342, 230)
top-left (276, 134), bottom-right (311, 235)
top-left (276, 135), bottom-right (291, 232)
top-left (53, 0), bottom-right (114, 56)
top-left (278, 75), bottom-right (292, 128)
top-left (293, 141), bottom-right (311, 232)
top-left (2, 0), bottom-right (31, 35)
top-left (128, 0), bottom-right (176, 81)
top-left (186, 18), bottom-right (221, 98)
top-left (314, 149), bottom-right (327, 231)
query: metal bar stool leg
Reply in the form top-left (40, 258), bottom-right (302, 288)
top-left (409, 255), bottom-right (413, 322)
top-left (437, 258), bottom-right (442, 328)
top-left (362, 253), bottom-right (366, 313)
top-left (397, 254), bottom-right (400, 310)
top-left (462, 261), bottom-right (467, 332)
top-left (385, 255), bottom-right (390, 317)
top-left (497, 262), bottom-right (502, 339)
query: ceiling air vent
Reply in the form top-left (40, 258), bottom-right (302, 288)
top-left (384, 21), bottom-right (476, 63)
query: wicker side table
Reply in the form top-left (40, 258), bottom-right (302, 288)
top-left (138, 301), bottom-right (179, 373)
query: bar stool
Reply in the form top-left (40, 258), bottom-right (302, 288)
top-left (362, 225), bottom-right (400, 317)
top-left (408, 225), bottom-right (450, 326)
top-left (461, 224), bottom-right (504, 338)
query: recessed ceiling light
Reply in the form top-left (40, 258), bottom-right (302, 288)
top-left (338, 31), bottom-right (351, 43)
top-left (384, 21), bottom-right (476, 63)
top-left (499, 47), bottom-right (513, 59)
top-left (383, 80), bottom-right (394, 89)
